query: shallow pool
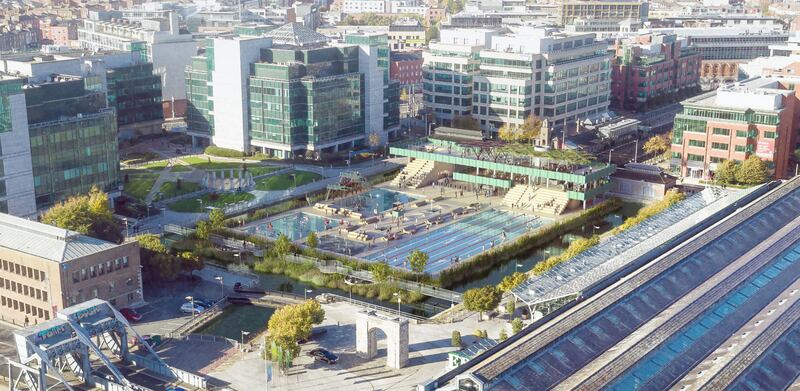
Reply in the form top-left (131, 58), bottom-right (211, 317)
top-left (246, 212), bottom-right (338, 241)
top-left (333, 188), bottom-right (417, 216)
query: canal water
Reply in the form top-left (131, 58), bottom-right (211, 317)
top-left (198, 203), bottom-right (642, 339)
top-left (196, 304), bottom-right (275, 342)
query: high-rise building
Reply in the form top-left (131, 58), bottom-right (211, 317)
top-left (185, 23), bottom-right (400, 157)
top-left (0, 51), bottom-right (164, 138)
top-left (670, 78), bottom-right (798, 179)
top-left (611, 32), bottom-right (701, 111)
top-left (78, 12), bottom-right (197, 118)
top-left (557, 0), bottom-right (648, 27)
top-left (0, 69), bottom-right (120, 214)
top-left (423, 27), bottom-right (612, 135)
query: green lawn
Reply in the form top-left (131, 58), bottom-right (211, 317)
top-left (121, 152), bottom-right (159, 165)
top-left (179, 156), bottom-right (279, 176)
top-left (154, 180), bottom-right (202, 201)
top-left (255, 171), bottom-right (322, 191)
top-left (167, 191), bottom-right (255, 213)
top-left (123, 173), bottom-right (158, 201)
top-left (170, 164), bottom-right (192, 173)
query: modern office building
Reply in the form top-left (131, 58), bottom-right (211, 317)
top-left (24, 76), bottom-right (120, 209)
top-left (78, 12), bottom-right (197, 118)
top-left (670, 78), bottom-right (798, 179)
top-left (423, 27), bottom-right (612, 135)
top-left (647, 26), bottom-right (789, 90)
top-left (556, 0), bottom-right (648, 27)
top-left (185, 23), bottom-right (400, 157)
top-left (611, 32), bottom-right (701, 111)
top-left (0, 213), bottom-right (142, 326)
top-left (388, 18), bottom-right (425, 51)
top-left (0, 51), bottom-right (164, 138)
top-left (0, 78), bottom-right (38, 217)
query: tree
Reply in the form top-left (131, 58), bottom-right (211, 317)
top-left (267, 299), bottom-right (325, 373)
top-left (498, 272), bottom-right (527, 292)
top-left (180, 251), bottom-right (204, 276)
top-left (306, 232), bottom-right (318, 252)
top-left (505, 298), bottom-right (516, 318)
top-left (425, 24), bottom-right (439, 43)
top-left (451, 330), bottom-right (462, 348)
top-left (370, 261), bottom-right (392, 283)
top-left (452, 115), bottom-right (480, 131)
top-left (137, 234), bottom-right (181, 281)
top-left (208, 208), bottom-right (225, 231)
top-left (498, 124), bottom-right (517, 143)
top-left (498, 328), bottom-right (508, 342)
top-left (408, 249), bottom-right (429, 278)
top-left (715, 160), bottom-right (739, 184)
top-left (736, 155), bottom-right (769, 185)
top-left (273, 234), bottom-right (293, 262)
top-left (473, 329), bottom-right (484, 339)
top-left (519, 115), bottom-right (543, 144)
top-left (195, 220), bottom-right (211, 240)
top-left (642, 134), bottom-right (670, 157)
top-left (511, 318), bottom-right (524, 334)
top-left (463, 286), bottom-right (502, 320)
top-left (42, 186), bottom-right (122, 243)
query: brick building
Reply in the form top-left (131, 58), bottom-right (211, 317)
top-left (40, 22), bottom-right (78, 47)
top-left (670, 78), bottom-right (798, 179)
top-left (611, 32), bottom-right (701, 111)
top-left (390, 51), bottom-right (423, 86)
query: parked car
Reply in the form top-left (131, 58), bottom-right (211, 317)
top-left (119, 308), bottom-right (142, 322)
top-left (307, 348), bottom-right (338, 364)
top-left (180, 302), bottom-right (205, 314)
top-left (129, 335), bottom-right (162, 349)
top-left (193, 297), bottom-right (216, 309)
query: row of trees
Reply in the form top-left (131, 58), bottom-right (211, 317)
top-left (714, 156), bottom-right (769, 185)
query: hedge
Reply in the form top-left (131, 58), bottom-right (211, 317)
top-left (438, 198), bottom-right (623, 288)
top-left (612, 189), bottom-right (684, 234)
top-left (531, 235), bottom-right (599, 275)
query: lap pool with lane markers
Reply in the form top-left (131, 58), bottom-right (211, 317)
top-left (365, 209), bottom-right (548, 275)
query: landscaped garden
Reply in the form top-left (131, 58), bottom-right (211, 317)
top-left (167, 191), bottom-right (256, 213)
top-left (255, 171), bottom-right (322, 191)
top-left (154, 180), bottom-right (202, 201)
top-left (180, 156), bottom-right (280, 177)
top-left (122, 171), bottom-right (159, 201)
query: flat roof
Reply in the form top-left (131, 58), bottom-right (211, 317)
top-left (0, 213), bottom-right (120, 263)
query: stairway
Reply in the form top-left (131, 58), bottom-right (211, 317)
top-left (65, 353), bottom-right (86, 382)
top-left (530, 188), bottom-right (570, 215)
top-left (392, 159), bottom-right (436, 188)
top-left (503, 185), bottom-right (530, 208)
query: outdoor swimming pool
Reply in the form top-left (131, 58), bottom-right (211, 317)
top-left (245, 212), bottom-right (338, 241)
top-left (333, 188), bottom-right (417, 216)
top-left (364, 209), bottom-right (548, 275)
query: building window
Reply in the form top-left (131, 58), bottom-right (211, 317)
top-left (81, 269), bottom-right (87, 281)
top-left (115, 259), bottom-right (121, 270)
top-left (72, 271), bottom-right (80, 283)
top-left (735, 145), bottom-right (747, 152)
top-left (688, 140), bottom-right (706, 147)
top-left (687, 154), bottom-right (705, 161)
top-left (763, 131), bottom-right (777, 139)
top-left (42, 291), bottom-right (47, 302)
top-left (711, 142), bottom-right (728, 150)
top-left (712, 127), bottom-right (730, 136)
top-left (90, 266), bottom-right (96, 278)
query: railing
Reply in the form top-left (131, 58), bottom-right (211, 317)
top-left (323, 293), bottom-right (429, 322)
top-left (164, 224), bottom-right (195, 236)
top-left (169, 298), bottom-right (229, 337)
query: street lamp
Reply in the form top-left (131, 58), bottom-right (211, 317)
top-left (215, 276), bottom-right (224, 299)
top-left (185, 296), bottom-right (195, 318)
top-left (592, 225), bottom-right (601, 235)
top-left (196, 198), bottom-right (204, 212)
top-left (451, 294), bottom-right (460, 309)
top-left (241, 330), bottom-right (250, 347)
top-left (515, 262), bottom-right (523, 273)
top-left (608, 148), bottom-right (615, 165)
top-left (304, 289), bottom-right (313, 300)
top-left (290, 173), bottom-right (297, 188)
top-left (234, 252), bottom-right (241, 265)
top-left (393, 292), bottom-right (401, 317)
top-left (123, 218), bottom-right (129, 239)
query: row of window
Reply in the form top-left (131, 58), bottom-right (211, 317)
top-left (71, 257), bottom-right (129, 283)
top-left (0, 296), bottom-right (49, 320)
top-left (0, 277), bottom-right (48, 302)
top-left (0, 260), bottom-right (45, 282)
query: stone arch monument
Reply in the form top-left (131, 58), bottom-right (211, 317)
top-left (356, 310), bottom-right (409, 369)
top-left (203, 168), bottom-right (254, 192)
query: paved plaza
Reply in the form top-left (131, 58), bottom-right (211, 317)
top-left (206, 300), bottom-right (511, 391)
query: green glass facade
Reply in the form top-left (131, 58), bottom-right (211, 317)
top-left (106, 63), bottom-right (163, 126)
top-left (0, 79), bottom-right (22, 133)
top-left (24, 80), bottom-right (119, 208)
top-left (186, 53), bottom-right (214, 136)
top-left (248, 46), bottom-right (365, 148)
